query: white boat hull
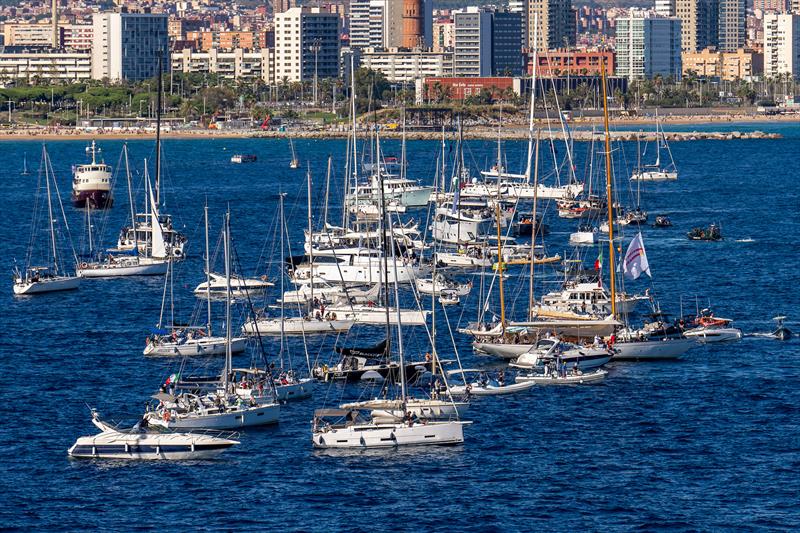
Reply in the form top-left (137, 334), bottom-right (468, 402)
top-left (275, 380), bottom-right (313, 401)
top-left (683, 328), bottom-right (742, 344)
top-left (612, 337), bottom-right (696, 360)
top-left (13, 276), bottom-right (80, 295)
top-left (241, 317), bottom-right (354, 335)
top-left (515, 369), bottom-right (608, 385)
top-left (312, 421), bottom-right (465, 449)
top-left (144, 336), bottom-right (248, 356)
top-left (569, 231), bottom-right (596, 245)
top-left (631, 171), bottom-right (677, 182)
top-left (78, 259), bottom-right (168, 277)
top-left (448, 381), bottom-right (536, 396)
top-left (68, 431), bottom-right (237, 460)
top-left (435, 252), bottom-right (492, 269)
top-left (326, 306), bottom-right (430, 326)
top-left (152, 402), bottom-right (281, 429)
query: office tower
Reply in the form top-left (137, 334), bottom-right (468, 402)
top-left (91, 12), bottom-right (169, 81)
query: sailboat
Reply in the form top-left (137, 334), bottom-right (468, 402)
top-left (144, 205), bottom-right (248, 356)
top-left (78, 162), bottom-right (171, 277)
top-left (312, 165), bottom-right (469, 449)
top-left (630, 111), bottom-right (677, 182)
top-left (21, 152), bottom-right (30, 176)
top-left (289, 138), bottom-right (300, 169)
top-left (13, 146), bottom-right (80, 295)
top-left (145, 211), bottom-right (281, 429)
top-left (242, 176), bottom-right (355, 336)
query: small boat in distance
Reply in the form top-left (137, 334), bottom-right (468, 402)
top-left (230, 154), bottom-right (257, 163)
top-left (72, 140), bottom-right (113, 209)
top-left (653, 215), bottom-right (673, 227)
top-left (687, 224), bottom-right (722, 241)
top-left (289, 138), bottom-right (300, 169)
top-left (21, 152), bottom-right (30, 175)
top-left (771, 316), bottom-right (792, 340)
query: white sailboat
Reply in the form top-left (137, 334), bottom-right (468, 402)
top-left (289, 137), bottom-right (300, 169)
top-left (13, 146), bottom-right (80, 295)
top-left (144, 206), bottom-right (247, 357)
top-left (630, 112), bottom-right (677, 181)
top-left (146, 211), bottom-right (281, 429)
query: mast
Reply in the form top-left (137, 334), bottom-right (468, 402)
top-left (155, 58), bottom-right (163, 206)
top-left (528, 130), bottom-right (541, 320)
top-left (323, 155), bottom-right (332, 225)
top-left (495, 202), bottom-right (505, 330)
top-left (524, 13), bottom-right (539, 184)
top-left (223, 210), bottom-right (232, 393)
top-left (307, 164), bottom-right (314, 310)
top-left (279, 193), bottom-right (286, 367)
top-left (43, 147), bottom-right (58, 275)
top-left (204, 202), bottom-right (212, 336)
top-left (123, 144), bottom-right (138, 255)
top-left (600, 59), bottom-right (617, 319)
top-left (377, 131), bottom-right (392, 360)
top-left (349, 54), bottom-right (359, 227)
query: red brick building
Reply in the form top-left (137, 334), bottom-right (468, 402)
top-left (530, 49), bottom-right (614, 77)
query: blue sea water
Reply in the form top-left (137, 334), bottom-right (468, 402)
top-left (1, 125), bottom-right (799, 531)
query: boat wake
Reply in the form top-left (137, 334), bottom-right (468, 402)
top-left (736, 238), bottom-right (755, 243)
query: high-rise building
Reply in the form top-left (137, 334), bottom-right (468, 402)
top-left (616, 12), bottom-right (682, 79)
top-left (509, 0), bottom-right (528, 47)
top-left (453, 8), bottom-right (493, 76)
top-left (274, 7), bottom-right (340, 82)
top-left (528, 0), bottom-right (574, 52)
top-left (91, 13), bottom-right (169, 81)
top-left (351, 0), bottom-right (432, 49)
top-left (753, 0), bottom-right (786, 11)
top-left (656, 0), bottom-right (676, 17)
top-left (763, 13), bottom-right (800, 78)
top-left (718, 0), bottom-right (745, 51)
top-left (492, 10), bottom-right (524, 75)
top-left (675, 0), bottom-right (719, 52)
top-left (349, 0), bottom-right (372, 48)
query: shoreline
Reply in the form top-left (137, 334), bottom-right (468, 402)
top-left (0, 111), bottom-right (793, 142)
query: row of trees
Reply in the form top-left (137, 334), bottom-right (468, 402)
top-left (3, 68), bottom-right (796, 126)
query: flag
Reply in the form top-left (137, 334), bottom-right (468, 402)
top-left (622, 232), bottom-right (651, 280)
top-left (165, 373), bottom-right (179, 386)
top-left (594, 249), bottom-right (603, 271)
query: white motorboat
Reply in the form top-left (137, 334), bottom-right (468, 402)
top-left (230, 154), bottom-right (256, 164)
top-left (538, 281), bottom-right (648, 317)
top-left (509, 338), bottom-right (612, 371)
top-left (68, 411), bottom-right (238, 460)
top-left (415, 274), bottom-right (472, 297)
top-left (515, 368), bottom-right (608, 385)
top-left (446, 368), bottom-right (537, 396)
top-left (291, 248), bottom-right (426, 285)
top-left (144, 333), bottom-right (247, 356)
top-left (683, 326), bottom-right (742, 343)
top-left (241, 315), bottom-right (355, 335)
top-left (194, 272), bottom-right (273, 299)
top-left (14, 147), bottom-right (80, 295)
top-left (611, 337), bottom-right (696, 360)
top-left (439, 292), bottom-right (460, 306)
top-left (72, 140), bottom-right (113, 209)
top-left (434, 250), bottom-right (493, 269)
top-left (312, 409), bottom-right (467, 449)
top-left (431, 202), bottom-right (494, 245)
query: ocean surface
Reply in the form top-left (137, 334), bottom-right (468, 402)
top-left (1, 123), bottom-right (799, 531)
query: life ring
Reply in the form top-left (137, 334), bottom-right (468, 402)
top-left (173, 249), bottom-right (182, 257)
top-left (163, 410), bottom-right (171, 422)
top-left (80, 262), bottom-right (88, 269)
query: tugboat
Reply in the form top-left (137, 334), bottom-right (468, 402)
top-left (687, 223), bottom-right (722, 241)
top-left (653, 215), bottom-right (672, 227)
top-left (72, 141), bottom-right (113, 209)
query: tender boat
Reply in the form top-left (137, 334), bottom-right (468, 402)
top-left (447, 369), bottom-right (536, 396)
top-left (230, 154), bottom-right (256, 163)
top-left (439, 292), bottom-right (460, 306)
top-left (653, 215), bottom-right (673, 227)
top-left (682, 310), bottom-right (742, 343)
top-left (194, 272), bottom-right (273, 299)
top-left (515, 368), bottom-right (608, 385)
top-left (771, 316), bottom-right (792, 340)
top-left (687, 224), bottom-right (722, 241)
top-left (68, 410), bottom-right (238, 460)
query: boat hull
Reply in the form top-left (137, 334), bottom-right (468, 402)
top-left (78, 260), bottom-right (169, 278)
top-left (71, 189), bottom-right (113, 209)
top-left (144, 336), bottom-right (248, 356)
top-left (684, 328), bottom-right (742, 343)
top-left (515, 369), bottom-right (608, 385)
top-left (449, 381), bottom-right (536, 396)
top-left (312, 421), bottom-right (465, 449)
top-left (154, 403), bottom-right (281, 429)
top-left (326, 307), bottom-right (429, 326)
top-left (275, 380), bottom-right (313, 401)
top-left (612, 337), bottom-right (696, 360)
top-left (241, 318), bottom-right (354, 335)
top-left (13, 276), bottom-right (80, 295)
